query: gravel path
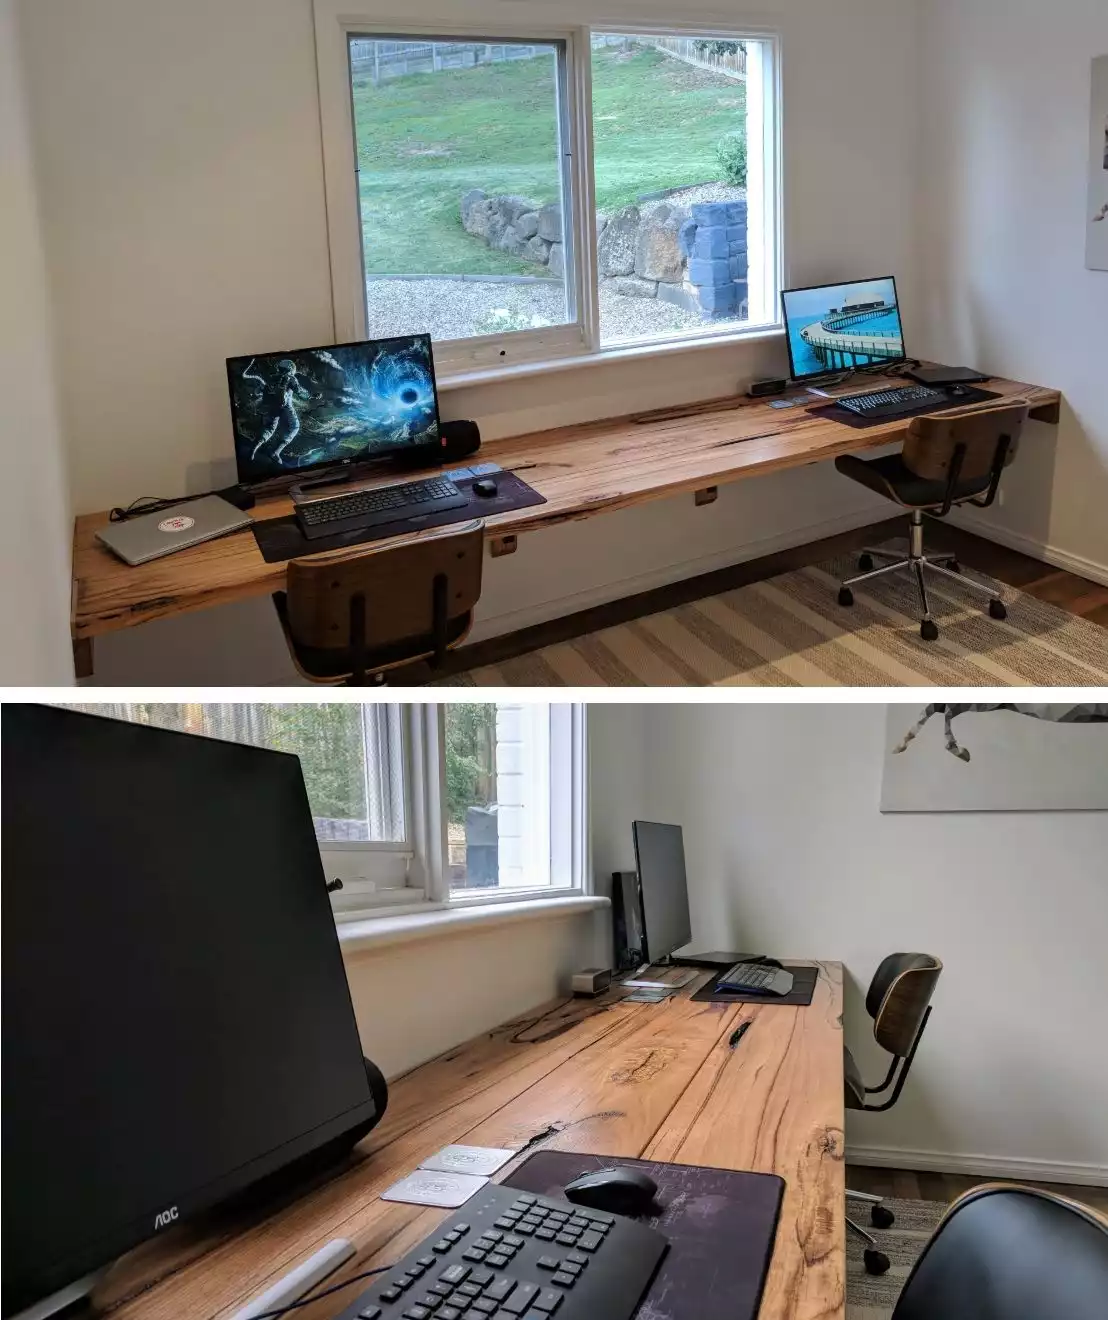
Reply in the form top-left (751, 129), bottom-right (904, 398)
top-left (367, 276), bottom-right (747, 344)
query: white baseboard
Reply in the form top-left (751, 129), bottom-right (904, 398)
top-left (952, 511), bottom-right (1108, 588)
top-left (469, 504), bottom-right (882, 643)
top-left (847, 1144), bottom-right (1108, 1189)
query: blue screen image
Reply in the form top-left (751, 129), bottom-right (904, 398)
top-left (782, 278), bottom-right (905, 380)
top-left (227, 335), bottom-right (441, 482)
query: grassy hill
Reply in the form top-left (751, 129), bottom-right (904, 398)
top-left (352, 44), bottom-right (746, 276)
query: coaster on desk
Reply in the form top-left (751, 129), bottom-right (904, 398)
top-left (380, 1170), bottom-right (489, 1208)
top-left (420, 1145), bottom-right (516, 1178)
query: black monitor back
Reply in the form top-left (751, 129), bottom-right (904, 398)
top-left (632, 821), bottom-right (693, 964)
top-left (1, 706), bottom-right (379, 1316)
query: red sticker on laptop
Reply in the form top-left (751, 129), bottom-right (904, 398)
top-left (158, 515), bottom-right (195, 533)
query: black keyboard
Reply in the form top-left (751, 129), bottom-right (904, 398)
top-left (837, 384), bottom-right (947, 420)
top-left (333, 1184), bottom-right (668, 1320)
top-left (295, 475), bottom-right (467, 541)
top-left (718, 962), bottom-right (795, 996)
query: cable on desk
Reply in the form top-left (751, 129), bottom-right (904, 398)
top-left (223, 1262), bottom-right (396, 1320)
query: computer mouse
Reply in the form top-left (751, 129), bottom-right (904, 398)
top-left (562, 1167), bottom-right (659, 1217)
top-left (472, 478), bottom-right (499, 498)
top-left (949, 385), bottom-right (971, 398)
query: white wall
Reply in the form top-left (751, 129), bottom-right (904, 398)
top-left (918, 0), bottom-right (1108, 581)
top-left (642, 703), bottom-right (1108, 1183)
top-left (341, 909), bottom-right (597, 1078)
top-left (15, 0), bottom-right (920, 684)
top-left (338, 703), bottom-right (644, 1077)
top-left (0, 0), bottom-right (74, 684)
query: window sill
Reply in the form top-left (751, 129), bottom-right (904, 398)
top-left (437, 324), bottom-right (786, 392)
top-left (337, 893), bottom-right (609, 956)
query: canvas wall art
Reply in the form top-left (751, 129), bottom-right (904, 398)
top-left (881, 704), bottom-right (1108, 813)
top-left (1088, 56), bottom-right (1108, 272)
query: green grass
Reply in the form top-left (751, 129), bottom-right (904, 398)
top-left (352, 45), bottom-right (746, 276)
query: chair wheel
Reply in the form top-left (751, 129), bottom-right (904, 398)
top-left (872, 1204), bottom-right (895, 1229)
top-left (921, 620), bottom-right (939, 642)
top-left (864, 1249), bottom-right (891, 1276)
top-left (858, 554), bottom-right (875, 573)
top-left (989, 599), bottom-right (1008, 620)
top-left (838, 588), bottom-right (855, 608)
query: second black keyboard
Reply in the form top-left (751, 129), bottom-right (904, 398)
top-left (295, 475), bottom-right (468, 541)
top-left (836, 384), bottom-right (947, 420)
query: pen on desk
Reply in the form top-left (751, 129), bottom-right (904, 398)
top-left (728, 1021), bottom-right (752, 1050)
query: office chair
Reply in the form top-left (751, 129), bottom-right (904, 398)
top-left (846, 953), bottom-right (943, 1275)
top-left (891, 1184), bottom-right (1108, 1319)
top-left (273, 521), bottom-right (484, 685)
top-left (835, 402), bottom-right (1030, 640)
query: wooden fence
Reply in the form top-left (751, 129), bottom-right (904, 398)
top-left (350, 40), bottom-right (548, 83)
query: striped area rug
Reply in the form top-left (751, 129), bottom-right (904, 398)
top-left (847, 1197), bottom-right (946, 1319)
top-left (453, 550), bottom-right (1108, 687)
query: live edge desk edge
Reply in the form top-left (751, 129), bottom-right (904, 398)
top-left (91, 962), bottom-right (846, 1320)
top-left (71, 376), bottom-right (1062, 673)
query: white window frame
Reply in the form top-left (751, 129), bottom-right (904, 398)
top-left (313, 3), bottom-right (783, 384)
top-left (323, 703), bottom-right (589, 920)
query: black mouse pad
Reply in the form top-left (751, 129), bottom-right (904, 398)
top-left (808, 385), bottom-right (1000, 429)
top-left (503, 1151), bottom-right (784, 1320)
top-left (689, 963), bottom-right (818, 1006)
top-left (250, 466), bottom-right (546, 564)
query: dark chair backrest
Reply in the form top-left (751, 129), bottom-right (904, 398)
top-left (281, 520), bottom-right (484, 681)
top-left (892, 1185), bottom-right (1108, 1320)
top-left (866, 953), bottom-right (942, 1057)
top-left (904, 402), bottom-right (1029, 485)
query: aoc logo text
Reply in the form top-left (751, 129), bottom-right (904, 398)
top-left (154, 1206), bottom-right (179, 1230)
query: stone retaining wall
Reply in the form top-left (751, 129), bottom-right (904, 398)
top-left (460, 190), bottom-right (748, 320)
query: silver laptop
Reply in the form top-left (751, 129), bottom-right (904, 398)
top-left (96, 495), bottom-right (252, 565)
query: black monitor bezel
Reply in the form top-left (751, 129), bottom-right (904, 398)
top-left (781, 275), bottom-right (907, 381)
top-left (225, 333), bottom-right (445, 486)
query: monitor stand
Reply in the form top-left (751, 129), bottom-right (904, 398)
top-left (670, 951), bottom-right (767, 970)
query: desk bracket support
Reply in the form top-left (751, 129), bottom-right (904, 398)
top-left (490, 535), bottom-right (518, 558)
top-left (73, 636), bottom-right (94, 680)
top-left (695, 487), bottom-right (719, 507)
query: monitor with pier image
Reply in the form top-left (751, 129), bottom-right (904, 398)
top-left (782, 277), bottom-right (906, 381)
top-left (227, 333), bottom-right (443, 484)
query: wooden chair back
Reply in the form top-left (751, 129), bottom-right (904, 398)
top-left (866, 953), bottom-right (943, 1058)
top-left (280, 521), bottom-right (484, 681)
top-left (904, 403), bottom-right (1030, 484)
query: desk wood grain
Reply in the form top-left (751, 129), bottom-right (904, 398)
top-left (71, 374), bottom-right (1059, 643)
top-left (93, 965), bottom-right (844, 1320)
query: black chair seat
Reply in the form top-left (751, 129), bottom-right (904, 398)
top-left (892, 1186), bottom-right (1108, 1319)
top-left (835, 453), bottom-right (993, 509)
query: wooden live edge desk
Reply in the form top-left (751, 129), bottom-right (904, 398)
top-left (71, 374), bottom-right (1061, 674)
top-left (91, 965), bottom-right (845, 1320)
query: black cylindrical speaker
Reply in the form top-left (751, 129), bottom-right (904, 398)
top-left (441, 418), bottom-right (482, 461)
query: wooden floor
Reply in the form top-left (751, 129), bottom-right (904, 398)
top-left (847, 1164), bottom-right (1108, 1214)
top-left (419, 517), bottom-right (1108, 683)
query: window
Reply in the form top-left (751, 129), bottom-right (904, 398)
top-left (349, 39), bottom-right (576, 348)
top-left (445, 703), bottom-right (583, 898)
top-left (315, 9), bottom-right (781, 376)
top-left (60, 703), bottom-right (586, 917)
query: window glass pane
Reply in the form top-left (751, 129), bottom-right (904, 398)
top-left (591, 34), bottom-right (754, 346)
top-left (349, 38), bottom-right (572, 344)
top-left (446, 703), bottom-right (553, 892)
top-left (59, 704), bottom-right (406, 844)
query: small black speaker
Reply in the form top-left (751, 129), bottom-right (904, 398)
top-left (441, 418), bottom-right (481, 461)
